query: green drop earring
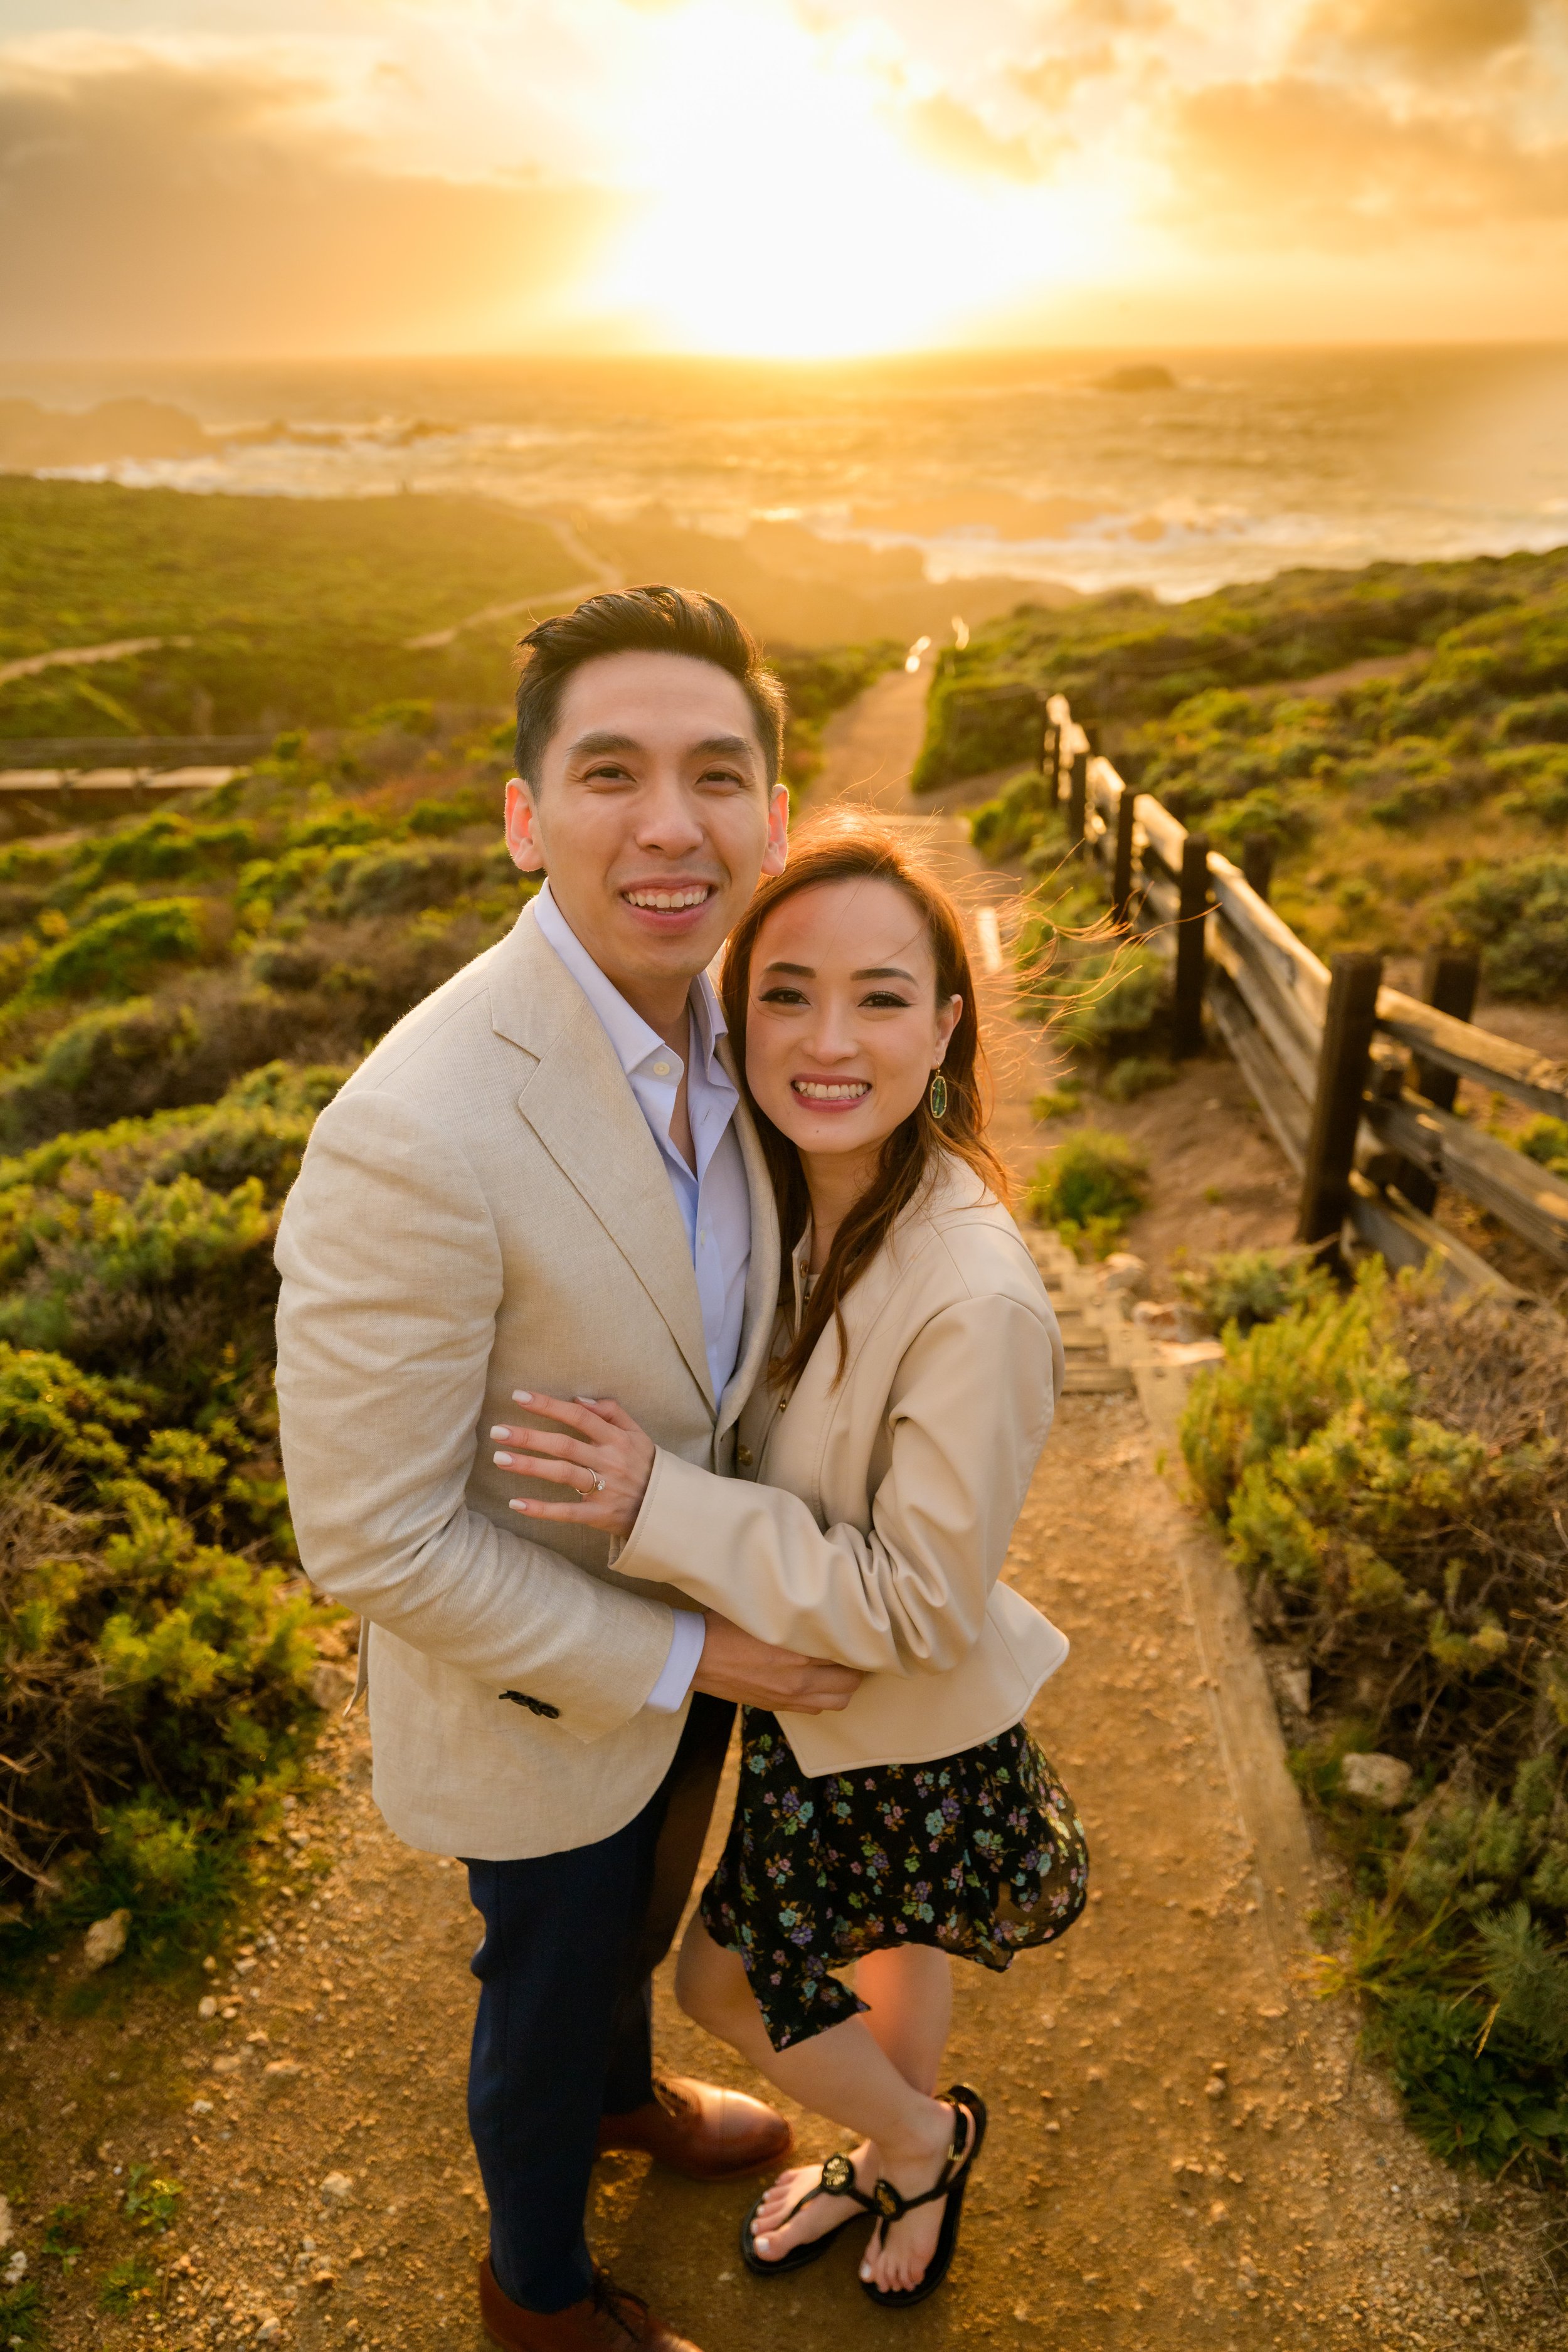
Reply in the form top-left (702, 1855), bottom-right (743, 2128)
top-left (928, 1067), bottom-right (948, 1120)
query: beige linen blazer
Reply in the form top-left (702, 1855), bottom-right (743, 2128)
top-left (273, 900), bottom-right (780, 1861)
top-left (615, 1155), bottom-right (1068, 1776)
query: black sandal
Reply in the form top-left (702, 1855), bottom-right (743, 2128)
top-left (859, 2082), bottom-right (988, 2311)
top-left (740, 2149), bottom-right (878, 2277)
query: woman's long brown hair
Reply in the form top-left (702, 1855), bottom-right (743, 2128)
top-left (721, 812), bottom-right (1009, 1389)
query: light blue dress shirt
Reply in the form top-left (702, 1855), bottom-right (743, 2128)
top-left (531, 882), bottom-right (751, 1713)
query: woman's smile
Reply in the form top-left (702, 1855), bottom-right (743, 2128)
top-left (792, 1076), bottom-right (872, 1106)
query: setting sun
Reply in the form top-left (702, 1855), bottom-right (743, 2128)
top-left (580, 0), bottom-right (1128, 358)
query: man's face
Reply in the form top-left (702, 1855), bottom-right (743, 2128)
top-left (505, 650), bottom-right (789, 1010)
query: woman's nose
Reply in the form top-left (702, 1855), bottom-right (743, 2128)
top-left (804, 1009), bottom-right (858, 1061)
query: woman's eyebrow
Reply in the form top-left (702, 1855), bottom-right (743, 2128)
top-left (854, 965), bottom-right (917, 983)
top-left (761, 959), bottom-right (813, 976)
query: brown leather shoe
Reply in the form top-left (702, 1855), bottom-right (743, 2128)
top-left (479, 2257), bottom-right (702, 2352)
top-left (596, 2075), bottom-right (792, 2181)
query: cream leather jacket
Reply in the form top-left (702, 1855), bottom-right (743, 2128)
top-left (615, 1154), bottom-right (1068, 1775)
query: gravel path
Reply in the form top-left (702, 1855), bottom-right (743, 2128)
top-left (4, 670), bottom-right (1562, 2349)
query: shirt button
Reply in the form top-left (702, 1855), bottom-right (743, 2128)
top-left (652, 1061), bottom-right (671, 1076)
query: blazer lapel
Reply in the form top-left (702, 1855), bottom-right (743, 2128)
top-left (493, 907), bottom-right (714, 1409)
top-left (716, 1076), bottom-right (781, 1441)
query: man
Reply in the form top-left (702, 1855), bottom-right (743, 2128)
top-left (274, 587), bottom-right (860, 2352)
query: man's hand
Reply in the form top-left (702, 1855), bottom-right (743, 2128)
top-left (692, 1610), bottom-right (861, 1714)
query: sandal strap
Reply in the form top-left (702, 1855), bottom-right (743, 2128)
top-left (776, 2149), bottom-right (877, 2228)
top-left (867, 2096), bottom-right (980, 2229)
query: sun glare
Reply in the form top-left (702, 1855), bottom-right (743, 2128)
top-left (579, 1), bottom-right (1123, 359)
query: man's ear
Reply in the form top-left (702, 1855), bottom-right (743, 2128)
top-left (504, 778), bottom-right (545, 874)
top-left (762, 780), bottom-right (790, 878)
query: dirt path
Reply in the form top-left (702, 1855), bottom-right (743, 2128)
top-left (4, 671), bottom-right (1561, 2351)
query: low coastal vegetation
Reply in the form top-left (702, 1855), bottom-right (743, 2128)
top-left (0, 479), bottom-right (585, 740)
top-left (1181, 1256), bottom-right (1568, 2181)
top-left (0, 491), bottom-right (888, 1970)
top-left (934, 544), bottom-right (1568, 992)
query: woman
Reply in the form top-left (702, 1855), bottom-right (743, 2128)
top-left (489, 817), bottom-right (1087, 2307)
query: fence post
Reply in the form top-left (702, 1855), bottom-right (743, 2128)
top-left (1111, 784), bottom-right (1136, 930)
top-left (1171, 832), bottom-right (1210, 1058)
top-left (1067, 750), bottom-right (1088, 848)
top-left (1042, 721), bottom-right (1059, 793)
top-left (1296, 950), bottom-right (1384, 1256)
top-left (1396, 945), bottom-right (1480, 1214)
top-left (1241, 834), bottom-right (1274, 903)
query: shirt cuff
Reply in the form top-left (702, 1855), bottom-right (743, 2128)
top-left (644, 1608), bottom-right (706, 1714)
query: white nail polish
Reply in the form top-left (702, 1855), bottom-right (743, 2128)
top-left (489, 1426), bottom-right (509, 1440)
top-left (512, 1391), bottom-right (532, 1403)
top-left (493, 1452), bottom-right (512, 1467)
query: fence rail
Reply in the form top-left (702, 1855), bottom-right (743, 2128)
top-left (1036, 697), bottom-right (1564, 1305)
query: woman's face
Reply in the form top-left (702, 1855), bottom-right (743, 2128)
top-left (743, 876), bottom-right (961, 1162)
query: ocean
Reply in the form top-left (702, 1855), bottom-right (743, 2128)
top-left (6, 342), bottom-right (1568, 603)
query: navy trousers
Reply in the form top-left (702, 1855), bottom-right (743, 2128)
top-left (463, 1694), bottom-right (735, 2314)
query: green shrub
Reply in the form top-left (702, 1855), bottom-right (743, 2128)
top-left (0, 2279), bottom-right (42, 2344)
top-left (406, 789), bottom-right (490, 836)
top-left (2, 1444), bottom-right (330, 1959)
top-left (0, 997), bottom-right (204, 1147)
top-left (123, 2165), bottom-right (184, 2232)
top-left (1446, 856), bottom-right (1568, 998)
top-left (1182, 1269), bottom-right (1568, 2177)
top-left (26, 896), bottom-right (207, 1001)
top-left (1172, 1244), bottom-right (1333, 1335)
top-left (913, 670), bottom-right (1046, 791)
top-left (1520, 1115), bottom-right (1568, 1176)
top-left (968, 770), bottom-right (1061, 864)
top-left (52, 812), bottom-right (259, 905)
top-left (97, 2256), bottom-right (158, 2316)
top-left (1102, 1054), bottom-right (1176, 1103)
top-left (1030, 1084), bottom-right (1083, 1121)
top-left (330, 842), bottom-right (490, 919)
top-left (1026, 1128), bottom-right (1149, 1257)
top-left (1017, 929), bottom-right (1165, 1051)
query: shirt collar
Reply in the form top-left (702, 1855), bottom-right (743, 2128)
top-left (532, 878), bottom-right (732, 1087)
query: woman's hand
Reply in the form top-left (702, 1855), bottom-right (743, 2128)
top-left (490, 1390), bottom-right (655, 1540)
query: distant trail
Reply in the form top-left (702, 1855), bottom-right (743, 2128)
top-left (0, 634), bottom-right (188, 687)
top-left (403, 517), bottom-right (620, 650)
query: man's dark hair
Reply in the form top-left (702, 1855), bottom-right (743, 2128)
top-left (512, 585), bottom-right (786, 788)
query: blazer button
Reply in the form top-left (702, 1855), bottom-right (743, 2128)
top-left (736, 1444), bottom-right (753, 1467)
top-left (500, 1690), bottom-right (560, 1720)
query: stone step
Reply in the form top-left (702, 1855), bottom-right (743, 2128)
top-left (1061, 1362), bottom-right (1136, 1396)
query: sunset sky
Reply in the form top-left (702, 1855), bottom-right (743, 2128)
top-left (4, 0), bottom-right (1568, 360)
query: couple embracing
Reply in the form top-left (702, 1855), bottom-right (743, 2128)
top-left (274, 587), bottom-right (1088, 2351)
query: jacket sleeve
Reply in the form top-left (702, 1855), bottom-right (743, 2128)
top-left (273, 1085), bottom-right (678, 1743)
top-left (613, 1290), bottom-right (1056, 1674)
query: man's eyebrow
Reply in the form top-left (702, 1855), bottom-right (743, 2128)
top-left (565, 730), bottom-right (639, 760)
top-left (564, 730), bottom-right (758, 763)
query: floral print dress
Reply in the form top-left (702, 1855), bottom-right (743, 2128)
top-left (699, 1708), bottom-right (1089, 2052)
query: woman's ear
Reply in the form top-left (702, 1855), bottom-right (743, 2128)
top-left (936, 993), bottom-right (963, 1061)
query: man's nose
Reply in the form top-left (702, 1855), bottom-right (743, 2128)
top-left (634, 773), bottom-right (706, 855)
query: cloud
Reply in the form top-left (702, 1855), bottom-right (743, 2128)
top-left (901, 92), bottom-right (1043, 178)
top-left (1301, 0), bottom-right (1535, 78)
top-left (1168, 72), bottom-right (1568, 245)
top-left (0, 46), bottom-right (624, 358)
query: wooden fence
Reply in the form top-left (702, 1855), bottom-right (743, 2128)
top-left (1040, 695), bottom-right (1568, 1308)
